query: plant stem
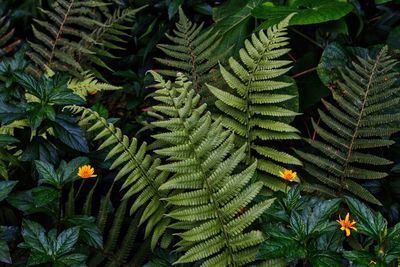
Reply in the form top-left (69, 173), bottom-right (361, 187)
top-left (290, 28), bottom-right (323, 48)
top-left (74, 179), bottom-right (85, 200)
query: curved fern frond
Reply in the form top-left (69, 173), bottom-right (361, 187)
top-left (65, 105), bottom-right (171, 249)
top-left (296, 47), bottom-right (400, 205)
top-left (150, 71), bottom-right (275, 266)
top-left (155, 7), bottom-right (228, 94)
top-left (0, 16), bottom-right (20, 58)
top-left (67, 71), bottom-right (122, 99)
top-left (207, 14), bottom-right (301, 191)
top-left (27, 0), bottom-right (107, 77)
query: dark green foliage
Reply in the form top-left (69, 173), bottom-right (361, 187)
top-left (19, 220), bottom-right (86, 266)
top-left (296, 47), bottom-right (400, 205)
top-left (258, 185), bottom-right (343, 266)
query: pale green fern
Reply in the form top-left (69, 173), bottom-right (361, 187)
top-left (207, 14), bottom-right (301, 191)
top-left (65, 105), bottom-right (171, 249)
top-left (295, 47), bottom-right (400, 205)
top-left (67, 71), bottom-right (122, 99)
top-left (150, 71), bottom-right (275, 266)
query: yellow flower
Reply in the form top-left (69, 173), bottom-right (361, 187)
top-left (337, 212), bottom-right (357, 237)
top-left (279, 169), bottom-right (297, 182)
top-left (77, 165), bottom-right (97, 179)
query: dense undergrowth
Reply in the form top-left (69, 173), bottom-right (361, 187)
top-left (0, 0), bottom-right (400, 266)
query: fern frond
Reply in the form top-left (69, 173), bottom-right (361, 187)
top-left (207, 14), bottom-right (301, 191)
top-left (77, 6), bottom-right (146, 77)
top-left (64, 105), bottom-right (171, 249)
top-left (67, 71), bottom-right (122, 99)
top-left (0, 16), bottom-right (20, 58)
top-left (296, 47), bottom-right (400, 205)
top-left (155, 7), bottom-right (228, 95)
top-left (150, 71), bottom-right (275, 266)
top-left (27, 0), bottom-right (107, 76)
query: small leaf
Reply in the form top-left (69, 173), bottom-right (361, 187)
top-left (0, 240), bottom-right (11, 264)
top-left (0, 180), bottom-right (17, 201)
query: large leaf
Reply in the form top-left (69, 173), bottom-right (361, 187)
top-left (345, 197), bottom-right (387, 239)
top-left (65, 216), bottom-right (103, 249)
top-left (32, 186), bottom-right (59, 207)
top-left (0, 180), bottom-right (17, 202)
top-left (253, 0), bottom-right (353, 28)
top-left (51, 116), bottom-right (89, 153)
top-left (0, 134), bottom-right (19, 147)
top-left (212, 0), bottom-right (262, 56)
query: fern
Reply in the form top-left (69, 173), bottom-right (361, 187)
top-left (65, 105), bottom-right (171, 249)
top-left (65, 181), bottom-right (146, 266)
top-left (27, 0), bottom-right (107, 77)
top-left (67, 71), bottom-right (122, 99)
top-left (150, 71), bottom-right (275, 266)
top-left (0, 16), bottom-right (20, 58)
top-left (155, 8), bottom-right (228, 94)
top-left (77, 6), bottom-right (146, 77)
top-left (295, 47), bottom-right (400, 205)
top-left (207, 14), bottom-right (301, 191)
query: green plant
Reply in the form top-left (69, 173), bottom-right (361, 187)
top-left (65, 105), bottom-right (171, 250)
top-left (150, 71), bottom-right (275, 266)
top-left (19, 220), bottom-right (87, 266)
top-left (343, 197), bottom-right (400, 266)
top-left (257, 185), bottom-right (343, 266)
top-left (208, 14), bottom-right (301, 191)
top-left (155, 8), bottom-right (227, 94)
top-left (295, 47), bottom-right (400, 205)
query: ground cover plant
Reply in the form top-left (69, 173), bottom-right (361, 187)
top-left (0, 0), bottom-right (400, 266)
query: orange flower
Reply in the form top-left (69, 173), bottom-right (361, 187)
top-left (77, 165), bottom-right (97, 179)
top-left (337, 212), bottom-right (357, 237)
top-left (279, 169), bottom-right (297, 182)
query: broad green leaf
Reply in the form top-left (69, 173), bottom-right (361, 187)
top-left (253, 0), bottom-right (353, 28)
top-left (168, 0), bottom-right (183, 19)
top-left (20, 219), bottom-right (48, 254)
top-left (65, 216), bottom-right (103, 249)
top-left (307, 198), bottom-right (340, 235)
top-left (309, 251), bottom-right (343, 267)
top-left (56, 253), bottom-right (87, 266)
top-left (212, 0), bottom-right (262, 56)
top-left (285, 184), bottom-right (300, 212)
top-left (35, 160), bottom-right (60, 187)
top-left (0, 134), bottom-right (19, 147)
top-left (345, 197), bottom-right (387, 239)
top-left (51, 116), bottom-right (89, 153)
top-left (55, 227), bottom-right (80, 256)
top-left (0, 180), bottom-right (17, 201)
top-left (7, 190), bottom-right (58, 215)
top-left (0, 240), bottom-right (11, 264)
top-left (32, 186), bottom-right (59, 207)
top-left (343, 250), bottom-right (380, 265)
top-left (57, 157), bottom-right (89, 184)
